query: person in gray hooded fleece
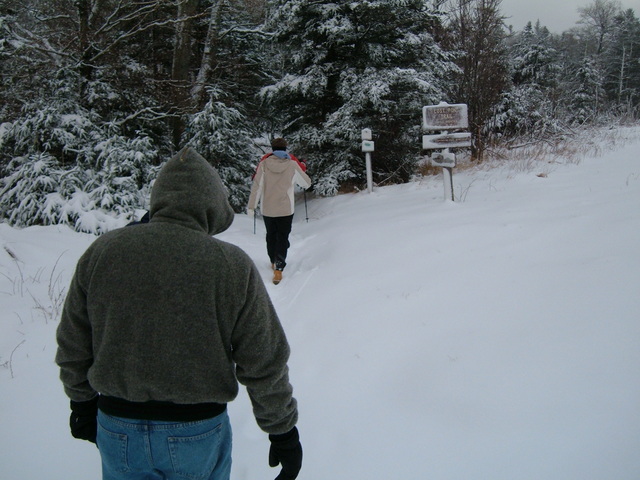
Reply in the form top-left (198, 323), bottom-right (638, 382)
top-left (56, 147), bottom-right (301, 480)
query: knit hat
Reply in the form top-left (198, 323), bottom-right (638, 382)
top-left (271, 137), bottom-right (287, 151)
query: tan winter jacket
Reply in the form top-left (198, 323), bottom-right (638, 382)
top-left (248, 154), bottom-right (311, 217)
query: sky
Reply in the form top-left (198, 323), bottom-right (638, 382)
top-left (1, 125), bottom-right (639, 479)
top-left (500, 0), bottom-right (640, 33)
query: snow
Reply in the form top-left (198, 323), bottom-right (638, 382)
top-left (1, 127), bottom-right (640, 480)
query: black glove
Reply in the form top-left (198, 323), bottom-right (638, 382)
top-left (69, 397), bottom-right (98, 443)
top-left (269, 426), bottom-right (302, 480)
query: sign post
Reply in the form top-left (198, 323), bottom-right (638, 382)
top-left (362, 128), bottom-right (374, 194)
top-left (421, 102), bottom-right (470, 202)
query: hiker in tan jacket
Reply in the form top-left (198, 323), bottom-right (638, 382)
top-left (248, 138), bottom-right (311, 284)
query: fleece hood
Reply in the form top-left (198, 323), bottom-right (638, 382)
top-left (150, 147), bottom-right (234, 235)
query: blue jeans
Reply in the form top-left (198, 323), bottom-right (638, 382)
top-left (96, 410), bottom-right (232, 480)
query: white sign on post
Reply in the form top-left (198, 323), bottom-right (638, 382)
top-left (361, 140), bottom-right (375, 152)
top-left (362, 129), bottom-right (374, 193)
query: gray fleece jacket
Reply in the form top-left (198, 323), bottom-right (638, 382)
top-left (55, 147), bottom-right (297, 434)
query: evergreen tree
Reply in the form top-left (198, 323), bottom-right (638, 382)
top-left (492, 85), bottom-right (549, 138)
top-left (569, 57), bottom-right (606, 124)
top-left (90, 132), bottom-right (160, 216)
top-left (511, 22), bottom-right (560, 89)
top-left (183, 87), bottom-right (256, 212)
top-left (262, 0), bottom-right (455, 195)
top-left (496, 20), bottom-right (563, 137)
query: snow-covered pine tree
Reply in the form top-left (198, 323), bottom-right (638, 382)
top-left (182, 0), bottom-right (270, 212)
top-left (495, 21), bottom-right (562, 138)
top-left (568, 57), bottom-right (606, 125)
top-left (261, 0), bottom-right (456, 195)
top-left (183, 87), bottom-right (256, 212)
top-left (511, 22), bottom-right (560, 89)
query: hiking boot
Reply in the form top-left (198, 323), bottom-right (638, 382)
top-left (273, 269), bottom-right (283, 285)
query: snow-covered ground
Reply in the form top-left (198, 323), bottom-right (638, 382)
top-left (1, 127), bottom-right (639, 480)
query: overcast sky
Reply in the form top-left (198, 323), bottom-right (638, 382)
top-left (500, 0), bottom-right (640, 33)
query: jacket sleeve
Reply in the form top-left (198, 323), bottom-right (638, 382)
top-left (293, 163), bottom-right (311, 190)
top-left (247, 163), bottom-right (265, 210)
top-left (289, 153), bottom-right (307, 172)
top-left (231, 264), bottom-right (298, 434)
top-left (55, 259), bottom-right (97, 402)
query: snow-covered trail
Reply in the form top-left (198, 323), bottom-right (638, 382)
top-left (1, 127), bottom-right (639, 480)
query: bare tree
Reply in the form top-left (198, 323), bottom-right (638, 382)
top-left (578, 0), bottom-right (622, 55)
top-left (190, 0), bottom-right (270, 108)
top-left (445, 0), bottom-right (510, 161)
top-left (191, 1), bottom-right (224, 107)
top-left (169, 0), bottom-right (200, 145)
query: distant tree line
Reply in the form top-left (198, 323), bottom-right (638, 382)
top-left (0, 0), bottom-right (638, 232)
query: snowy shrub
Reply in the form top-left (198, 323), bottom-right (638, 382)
top-left (311, 159), bottom-right (357, 196)
top-left (0, 63), bottom-right (165, 234)
top-left (4, 104), bottom-right (98, 164)
top-left (1, 69), bottom-right (103, 163)
top-left (0, 153), bottom-right (73, 226)
top-left (0, 154), bottom-right (125, 233)
top-left (492, 84), bottom-right (563, 139)
top-left (92, 133), bottom-right (160, 216)
top-left (0, 127), bottom-right (160, 233)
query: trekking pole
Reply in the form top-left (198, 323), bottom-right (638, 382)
top-left (253, 208), bottom-right (257, 234)
top-left (301, 158), bottom-right (309, 223)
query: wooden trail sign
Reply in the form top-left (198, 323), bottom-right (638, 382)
top-left (422, 132), bottom-right (472, 149)
top-left (422, 103), bottom-right (468, 130)
top-left (421, 102), bottom-right (470, 202)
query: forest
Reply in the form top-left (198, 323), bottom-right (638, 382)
top-left (1, 0), bottom-right (639, 233)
